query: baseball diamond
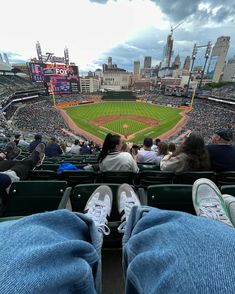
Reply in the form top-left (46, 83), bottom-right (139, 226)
top-left (65, 101), bottom-right (183, 143)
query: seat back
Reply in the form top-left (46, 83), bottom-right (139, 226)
top-left (216, 172), bottom-right (235, 186)
top-left (28, 170), bottom-right (58, 180)
top-left (138, 164), bottom-right (160, 171)
top-left (138, 171), bottom-right (174, 187)
top-left (147, 184), bottom-right (194, 214)
top-left (174, 171), bottom-right (215, 184)
top-left (220, 185), bottom-right (235, 196)
top-left (37, 164), bottom-right (60, 172)
top-left (72, 184), bottom-right (121, 221)
top-left (99, 171), bottom-right (136, 184)
top-left (60, 171), bottom-right (96, 187)
top-left (5, 181), bottom-right (70, 217)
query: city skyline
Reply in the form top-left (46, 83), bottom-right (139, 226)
top-left (1, 0), bottom-right (235, 72)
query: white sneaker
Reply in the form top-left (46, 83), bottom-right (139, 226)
top-left (223, 194), bottom-right (235, 227)
top-left (192, 178), bottom-right (233, 227)
top-left (117, 184), bottom-right (141, 233)
top-left (84, 185), bottom-right (112, 235)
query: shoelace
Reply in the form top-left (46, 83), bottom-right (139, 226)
top-left (118, 200), bottom-right (136, 233)
top-left (199, 202), bottom-right (233, 227)
top-left (86, 200), bottom-right (110, 235)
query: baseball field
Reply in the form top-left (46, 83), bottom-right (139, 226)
top-left (65, 101), bottom-right (182, 143)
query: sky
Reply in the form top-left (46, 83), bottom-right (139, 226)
top-left (0, 0), bottom-right (235, 73)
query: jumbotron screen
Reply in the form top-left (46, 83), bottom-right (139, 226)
top-left (28, 62), bottom-right (79, 93)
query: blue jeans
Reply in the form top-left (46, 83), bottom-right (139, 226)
top-left (1, 208), bottom-right (235, 293)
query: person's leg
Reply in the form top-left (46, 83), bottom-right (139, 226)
top-left (0, 210), bottom-right (101, 293)
top-left (0, 185), bottom-right (112, 293)
top-left (122, 206), bottom-right (235, 294)
top-left (0, 160), bottom-right (16, 172)
top-left (4, 143), bottom-right (46, 180)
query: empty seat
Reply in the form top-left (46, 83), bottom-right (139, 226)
top-left (60, 171), bottom-right (96, 187)
top-left (3, 181), bottom-right (71, 217)
top-left (99, 171), bottom-right (136, 184)
top-left (37, 164), bottom-right (60, 172)
top-left (174, 171), bottom-right (216, 184)
top-left (136, 171), bottom-right (174, 188)
top-left (216, 172), bottom-right (235, 186)
top-left (138, 164), bottom-right (160, 171)
top-left (143, 184), bottom-right (194, 214)
top-left (28, 170), bottom-right (58, 181)
top-left (221, 185), bottom-right (235, 196)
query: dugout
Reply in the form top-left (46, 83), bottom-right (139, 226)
top-left (102, 91), bottom-right (136, 101)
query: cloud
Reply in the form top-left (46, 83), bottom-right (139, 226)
top-left (89, 0), bottom-right (109, 3)
top-left (150, 0), bottom-right (235, 23)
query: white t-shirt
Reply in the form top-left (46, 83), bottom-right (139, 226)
top-left (70, 144), bottom-right (81, 154)
top-left (99, 152), bottom-right (139, 172)
top-left (137, 150), bottom-right (159, 164)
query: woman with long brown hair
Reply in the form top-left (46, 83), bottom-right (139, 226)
top-left (160, 133), bottom-right (210, 174)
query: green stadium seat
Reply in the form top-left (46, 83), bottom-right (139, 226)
top-left (174, 171), bottom-right (216, 184)
top-left (136, 171), bottom-right (174, 188)
top-left (3, 181), bottom-right (71, 217)
top-left (37, 164), bottom-right (60, 172)
top-left (216, 172), bottom-right (235, 186)
top-left (143, 184), bottom-right (194, 214)
top-left (28, 170), bottom-right (58, 181)
top-left (137, 164), bottom-right (160, 171)
top-left (99, 171), bottom-right (136, 184)
top-left (220, 185), bottom-right (235, 196)
top-left (71, 183), bottom-right (143, 223)
top-left (59, 171), bottom-right (96, 187)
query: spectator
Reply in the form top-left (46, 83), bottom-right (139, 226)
top-left (29, 134), bottom-right (44, 153)
top-left (70, 139), bottom-right (81, 154)
top-left (59, 140), bottom-right (67, 153)
top-left (156, 142), bottom-right (169, 164)
top-left (137, 138), bottom-right (159, 164)
top-left (98, 133), bottom-right (138, 172)
top-left (151, 138), bottom-right (161, 152)
top-left (0, 143), bottom-right (45, 212)
top-left (14, 133), bottom-right (29, 148)
top-left (80, 142), bottom-right (92, 155)
top-left (45, 137), bottom-right (63, 157)
top-left (168, 142), bottom-right (176, 153)
top-left (161, 133), bottom-right (210, 174)
top-left (207, 129), bottom-right (235, 172)
top-left (130, 144), bottom-right (139, 160)
top-left (1, 141), bottom-right (21, 160)
top-left (120, 141), bottom-right (130, 153)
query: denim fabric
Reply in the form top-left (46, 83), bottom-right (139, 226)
top-left (1, 208), bottom-right (235, 294)
top-left (123, 206), bottom-right (235, 294)
top-left (0, 210), bottom-right (102, 294)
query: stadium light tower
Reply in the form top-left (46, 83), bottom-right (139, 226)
top-left (36, 41), bottom-right (43, 63)
top-left (186, 44), bottom-right (197, 96)
top-left (198, 41), bottom-right (212, 89)
top-left (64, 47), bottom-right (69, 65)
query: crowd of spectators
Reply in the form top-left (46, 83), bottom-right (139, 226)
top-left (13, 100), bottom-right (69, 140)
top-left (183, 100), bottom-right (234, 143)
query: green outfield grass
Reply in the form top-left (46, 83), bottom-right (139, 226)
top-left (65, 101), bottom-right (182, 143)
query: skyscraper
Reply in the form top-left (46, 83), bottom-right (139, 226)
top-left (144, 56), bottom-right (152, 69)
top-left (108, 57), bottom-right (112, 69)
top-left (183, 56), bottom-right (191, 71)
top-left (222, 56), bottom-right (235, 82)
top-left (172, 54), bottom-right (180, 69)
top-left (133, 61), bottom-right (140, 75)
top-left (207, 36), bottom-right (230, 82)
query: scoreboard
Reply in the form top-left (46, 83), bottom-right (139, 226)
top-left (28, 62), bottom-right (79, 94)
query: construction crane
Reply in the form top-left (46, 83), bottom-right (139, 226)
top-left (165, 20), bottom-right (184, 67)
